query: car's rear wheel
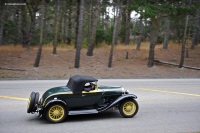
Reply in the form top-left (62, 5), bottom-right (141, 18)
top-left (119, 99), bottom-right (138, 118)
top-left (45, 104), bottom-right (67, 123)
top-left (27, 92), bottom-right (39, 113)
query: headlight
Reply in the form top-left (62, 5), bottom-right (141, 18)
top-left (122, 87), bottom-right (129, 94)
top-left (125, 90), bottom-right (129, 94)
top-left (121, 87), bottom-right (125, 92)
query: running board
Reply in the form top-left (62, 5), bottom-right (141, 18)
top-left (68, 109), bottom-right (98, 115)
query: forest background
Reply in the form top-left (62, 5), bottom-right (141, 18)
top-left (0, 0), bottom-right (200, 79)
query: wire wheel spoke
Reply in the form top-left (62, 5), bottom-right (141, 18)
top-left (48, 105), bottom-right (65, 121)
top-left (123, 102), bottom-right (135, 115)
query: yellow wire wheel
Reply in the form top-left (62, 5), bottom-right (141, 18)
top-left (46, 104), bottom-right (67, 123)
top-left (119, 99), bottom-right (138, 118)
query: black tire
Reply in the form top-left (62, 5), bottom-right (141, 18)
top-left (45, 104), bottom-right (67, 123)
top-left (32, 92), bottom-right (39, 112)
top-left (27, 92), bottom-right (36, 113)
top-left (119, 99), bottom-right (139, 118)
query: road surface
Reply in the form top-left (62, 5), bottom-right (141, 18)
top-left (0, 79), bottom-right (200, 133)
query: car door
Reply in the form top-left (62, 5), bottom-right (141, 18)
top-left (61, 93), bottom-right (84, 108)
top-left (80, 89), bottom-right (104, 107)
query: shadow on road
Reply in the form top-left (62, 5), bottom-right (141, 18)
top-left (26, 110), bottom-right (122, 124)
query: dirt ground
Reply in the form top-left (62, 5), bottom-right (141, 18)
top-left (0, 42), bottom-right (200, 79)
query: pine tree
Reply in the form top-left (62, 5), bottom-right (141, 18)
top-left (75, 0), bottom-right (85, 68)
top-left (34, 0), bottom-right (45, 67)
top-left (87, 0), bottom-right (101, 56)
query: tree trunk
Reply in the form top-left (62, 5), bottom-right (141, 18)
top-left (63, 11), bottom-right (66, 43)
top-left (0, 1), bottom-right (5, 45)
top-left (27, 14), bottom-right (36, 48)
top-left (86, 0), bottom-right (101, 56)
top-left (179, 15), bottom-right (189, 68)
top-left (136, 18), bottom-right (143, 50)
top-left (58, 0), bottom-right (64, 44)
top-left (147, 17), bottom-right (158, 67)
top-left (43, 2), bottom-right (48, 42)
top-left (132, 21), bottom-right (137, 44)
top-left (87, 0), bottom-right (93, 42)
top-left (108, 0), bottom-right (121, 68)
top-left (101, 1), bottom-right (106, 30)
top-left (14, 8), bottom-right (21, 44)
top-left (121, 2), bottom-right (126, 44)
top-left (62, 1), bottom-right (67, 44)
top-left (125, 6), bottom-right (131, 45)
top-left (52, 0), bottom-right (60, 55)
top-left (114, 8), bottom-right (121, 45)
top-left (26, 1), bottom-right (40, 48)
top-left (0, 21), bottom-right (3, 45)
top-left (21, 5), bottom-right (28, 45)
top-left (163, 16), bottom-right (170, 49)
top-left (74, 0), bottom-right (85, 68)
top-left (75, 0), bottom-right (80, 49)
top-left (66, 0), bottom-right (72, 45)
top-left (121, 0), bottom-right (130, 45)
top-left (191, 10), bottom-right (200, 49)
top-left (34, 0), bottom-right (45, 67)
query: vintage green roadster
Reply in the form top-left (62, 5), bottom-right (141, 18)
top-left (27, 75), bottom-right (139, 123)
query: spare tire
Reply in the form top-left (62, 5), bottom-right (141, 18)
top-left (32, 92), bottom-right (39, 112)
top-left (27, 92), bottom-right (36, 113)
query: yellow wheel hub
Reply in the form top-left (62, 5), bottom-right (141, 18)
top-left (48, 105), bottom-right (65, 121)
top-left (123, 101), bottom-right (136, 116)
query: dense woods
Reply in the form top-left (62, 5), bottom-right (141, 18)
top-left (0, 0), bottom-right (200, 69)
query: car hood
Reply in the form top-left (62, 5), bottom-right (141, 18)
top-left (98, 86), bottom-right (123, 92)
top-left (40, 86), bottom-right (72, 103)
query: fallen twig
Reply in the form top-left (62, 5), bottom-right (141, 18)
top-left (154, 59), bottom-right (200, 70)
top-left (0, 67), bottom-right (26, 71)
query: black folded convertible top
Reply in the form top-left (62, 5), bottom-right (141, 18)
top-left (67, 75), bottom-right (98, 94)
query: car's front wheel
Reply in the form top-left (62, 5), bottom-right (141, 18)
top-left (119, 99), bottom-right (138, 118)
top-left (45, 104), bottom-right (67, 123)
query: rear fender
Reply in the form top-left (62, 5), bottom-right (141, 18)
top-left (44, 99), bottom-right (67, 108)
top-left (42, 98), bottom-right (68, 116)
top-left (97, 94), bottom-right (137, 112)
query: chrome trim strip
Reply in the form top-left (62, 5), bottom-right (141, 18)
top-left (69, 109), bottom-right (98, 115)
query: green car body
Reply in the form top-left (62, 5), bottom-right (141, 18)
top-left (27, 75), bottom-right (139, 123)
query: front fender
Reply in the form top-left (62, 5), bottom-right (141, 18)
top-left (97, 94), bottom-right (137, 112)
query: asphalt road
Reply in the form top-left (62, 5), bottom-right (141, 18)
top-left (0, 79), bottom-right (200, 133)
